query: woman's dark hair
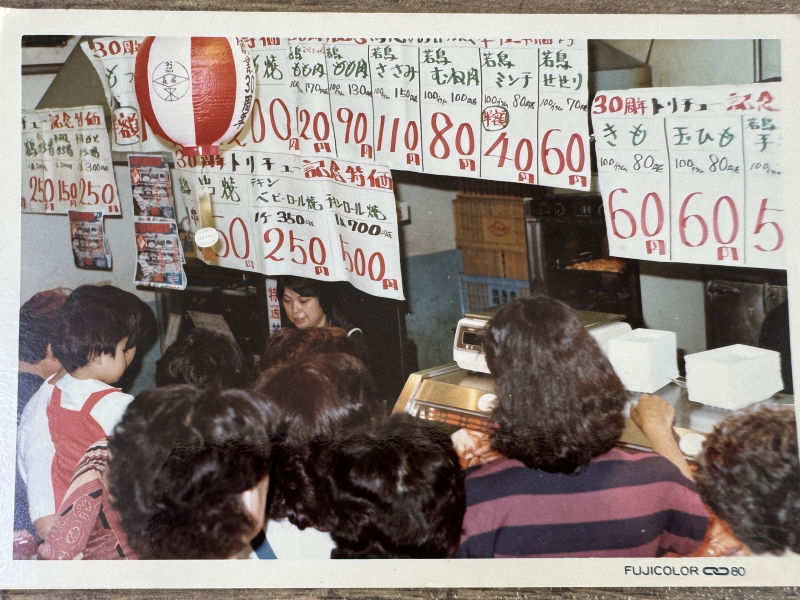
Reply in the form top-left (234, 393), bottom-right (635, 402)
top-left (18, 288), bottom-right (70, 364)
top-left (484, 296), bottom-right (627, 474)
top-left (52, 285), bottom-right (156, 372)
top-left (695, 405), bottom-right (800, 555)
top-left (251, 352), bottom-right (385, 530)
top-left (258, 326), bottom-right (362, 372)
top-left (326, 415), bottom-right (466, 559)
top-left (253, 352), bottom-right (383, 440)
top-left (156, 328), bottom-right (252, 388)
top-left (108, 385), bottom-right (277, 560)
top-left (279, 276), bottom-right (350, 329)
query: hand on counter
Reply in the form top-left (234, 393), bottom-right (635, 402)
top-left (451, 428), bottom-right (503, 470)
top-left (630, 394), bottom-right (695, 482)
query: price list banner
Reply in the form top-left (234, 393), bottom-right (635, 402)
top-left (175, 150), bottom-right (403, 300)
top-left (592, 84), bottom-right (784, 269)
top-left (21, 106), bottom-right (122, 215)
top-left (85, 37), bottom-right (590, 191)
top-left (81, 38), bottom-right (172, 153)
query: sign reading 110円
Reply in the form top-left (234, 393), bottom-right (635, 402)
top-left (592, 83), bottom-right (784, 270)
top-left (83, 37), bottom-right (591, 192)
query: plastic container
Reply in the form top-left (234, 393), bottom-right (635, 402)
top-left (685, 344), bottom-right (783, 410)
top-left (458, 273), bottom-right (530, 314)
top-left (607, 328), bottom-right (679, 393)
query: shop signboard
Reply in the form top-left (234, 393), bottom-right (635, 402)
top-left (592, 83), bottom-right (784, 269)
top-left (84, 36), bottom-right (591, 191)
top-left (21, 106), bottom-right (121, 215)
top-left (176, 150), bottom-right (403, 300)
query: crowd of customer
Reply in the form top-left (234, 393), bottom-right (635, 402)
top-left (13, 284), bottom-right (800, 560)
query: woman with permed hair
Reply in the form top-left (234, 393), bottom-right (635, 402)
top-left (251, 351), bottom-right (385, 559)
top-left (456, 296), bottom-right (709, 558)
top-left (107, 385), bottom-right (277, 559)
top-left (694, 405), bottom-right (800, 556)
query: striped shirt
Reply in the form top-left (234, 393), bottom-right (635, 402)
top-left (456, 449), bottom-right (709, 558)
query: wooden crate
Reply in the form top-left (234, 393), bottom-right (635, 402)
top-left (461, 246), bottom-right (530, 280)
top-left (453, 195), bottom-right (526, 251)
top-left (460, 246), bottom-right (504, 278)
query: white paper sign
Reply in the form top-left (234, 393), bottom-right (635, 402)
top-left (21, 106), bottom-right (122, 215)
top-left (83, 36), bottom-right (591, 191)
top-left (592, 83), bottom-right (783, 269)
top-left (175, 150), bottom-right (403, 300)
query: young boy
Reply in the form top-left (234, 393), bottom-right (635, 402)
top-left (17, 285), bottom-right (155, 539)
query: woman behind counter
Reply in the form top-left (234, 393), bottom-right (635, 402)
top-left (279, 276), bottom-right (367, 357)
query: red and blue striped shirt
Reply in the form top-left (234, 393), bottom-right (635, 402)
top-left (456, 448), bottom-right (709, 558)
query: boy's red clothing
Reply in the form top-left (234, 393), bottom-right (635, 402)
top-left (46, 386), bottom-right (119, 508)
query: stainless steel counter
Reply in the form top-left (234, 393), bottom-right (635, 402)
top-left (393, 362), bottom-right (794, 454)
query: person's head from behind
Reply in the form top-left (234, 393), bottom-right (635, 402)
top-left (253, 351), bottom-right (383, 441)
top-left (326, 415), bottom-right (466, 558)
top-left (252, 352), bottom-right (384, 530)
top-left (259, 326), bottom-right (361, 372)
top-left (51, 285), bottom-right (156, 383)
top-left (483, 295), bottom-right (627, 474)
top-left (108, 385), bottom-right (276, 559)
top-left (156, 328), bottom-right (252, 388)
top-left (695, 405), bottom-right (800, 556)
top-left (18, 288), bottom-right (70, 376)
top-left (279, 276), bottom-right (345, 330)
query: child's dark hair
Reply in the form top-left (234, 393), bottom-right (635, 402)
top-left (326, 415), bottom-right (466, 559)
top-left (52, 285), bottom-right (156, 373)
top-left (108, 385), bottom-right (278, 560)
top-left (156, 328), bottom-right (252, 388)
top-left (258, 326), bottom-right (362, 372)
top-left (18, 288), bottom-right (70, 364)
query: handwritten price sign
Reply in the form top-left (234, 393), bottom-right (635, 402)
top-left (21, 106), bottom-right (122, 216)
top-left (176, 150), bottom-right (403, 300)
top-left (85, 37), bottom-right (590, 191)
top-left (592, 83), bottom-right (783, 269)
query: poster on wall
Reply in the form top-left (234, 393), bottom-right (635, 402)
top-left (83, 36), bottom-right (591, 191)
top-left (21, 106), bottom-right (122, 215)
top-left (68, 210), bottom-right (112, 270)
top-left (592, 83), bottom-right (784, 270)
top-left (176, 149), bottom-right (404, 300)
top-left (129, 154), bottom-right (176, 219)
top-left (133, 219), bottom-right (186, 289)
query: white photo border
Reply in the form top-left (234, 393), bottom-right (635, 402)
top-left (2, 9), bottom-right (800, 588)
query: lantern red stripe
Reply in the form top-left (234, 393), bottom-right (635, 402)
top-left (191, 37), bottom-right (237, 147)
top-left (134, 37), bottom-right (176, 146)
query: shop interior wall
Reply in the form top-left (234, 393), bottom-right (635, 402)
top-left (20, 38), bottom-right (783, 379)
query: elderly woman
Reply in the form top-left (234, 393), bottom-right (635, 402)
top-left (456, 296), bottom-right (709, 558)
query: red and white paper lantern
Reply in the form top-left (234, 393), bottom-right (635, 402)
top-left (135, 37), bottom-right (255, 156)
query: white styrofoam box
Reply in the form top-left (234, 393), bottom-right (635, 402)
top-left (685, 344), bottom-right (782, 410)
top-left (589, 321), bottom-right (632, 357)
top-left (607, 329), bottom-right (679, 393)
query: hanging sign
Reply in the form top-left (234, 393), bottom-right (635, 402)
top-left (129, 154), bottom-right (187, 290)
top-left (592, 83), bottom-right (783, 269)
top-left (84, 36), bottom-right (591, 191)
top-left (68, 211), bottom-right (112, 269)
top-left (81, 38), bottom-right (169, 153)
top-left (21, 106), bottom-right (121, 215)
top-left (175, 150), bottom-right (403, 300)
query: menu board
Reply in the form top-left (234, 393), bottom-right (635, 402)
top-left (21, 106), bottom-right (122, 215)
top-left (84, 36), bottom-right (591, 191)
top-left (592, 83), bottom-right (783, 269)
top-left (175, 150), bottom-right (403, 300)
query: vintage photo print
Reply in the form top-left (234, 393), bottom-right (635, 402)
top-left (3, 9), bottom-right (800, 589)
